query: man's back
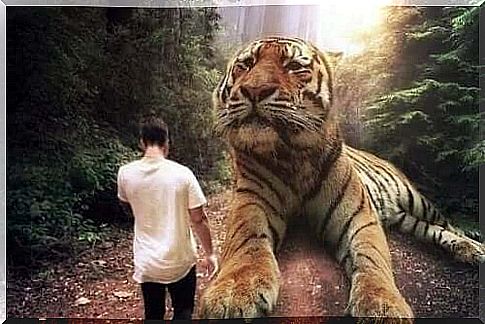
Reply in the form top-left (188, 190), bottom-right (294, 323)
top-left (118, 117), bottom-right (216, 320)
top-left (118, 156), bottom-right (206, 283)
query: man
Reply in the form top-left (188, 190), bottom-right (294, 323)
top-left (117, 117), bottom-right (218, 320)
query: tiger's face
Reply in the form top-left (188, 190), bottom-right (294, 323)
top-left (214, 37), bottom-right (338, 154)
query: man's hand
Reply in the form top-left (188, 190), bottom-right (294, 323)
top-left (190, 206), bottom-right (218, 280)
top-left (201, 254), bottom-right (219, 280)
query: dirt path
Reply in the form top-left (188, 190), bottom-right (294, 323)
top-left (7, 191), bottom-right (479, 319)
top-left (275, 217), bottom-right (479, 318)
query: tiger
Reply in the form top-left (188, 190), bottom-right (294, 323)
top-left (199, 36), bottom-right (484, 322)
top-left (344, 145), bottom-right (484, 264)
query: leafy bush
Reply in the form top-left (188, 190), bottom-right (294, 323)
top-left (7, 7), bottom-right (224, 267)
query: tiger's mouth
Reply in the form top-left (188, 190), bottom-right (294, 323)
top-left (215, 99), bottom-right (324, 143)
top-left (223, 111), bottom-right (311, 136)
top-left (239, 113), bottom-right (273, 128)
top-left (218, 105), bottom-right (323, 153)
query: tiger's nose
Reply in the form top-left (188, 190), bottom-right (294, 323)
top-left (240, 84), bottom-right (278, 103)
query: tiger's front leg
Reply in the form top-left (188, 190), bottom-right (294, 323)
top-left (338, 190), bottom-right (413, 322)
top-left (200, 192), bottom-right (285, 318)
top-left (314, 165), bottom-right (413, 323)
top-left (341, 221), bottom-right (414, 323)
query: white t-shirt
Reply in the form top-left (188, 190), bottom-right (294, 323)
top-left (117, 156), bottom-right (207, 284)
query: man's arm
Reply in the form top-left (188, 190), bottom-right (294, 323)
top-left (189, 206), bottom-right (213, 256)
top-left (187, 172), bottom-right (218, 278)
top-left (117, 167), bottom-right (133, 218)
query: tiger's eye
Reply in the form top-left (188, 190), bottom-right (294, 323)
top-left (235, 57), bottom-right (254, 72)
top-left (286, 61), bottom-right (305, 71)
top-left (233, 64), bottom-right (245, 73)
top-left (242, 57), bottom-right (254, 68)
top-left (233, 63), bottom-right (247, 77)
top-left (233, 58), bottom-right (254, 79)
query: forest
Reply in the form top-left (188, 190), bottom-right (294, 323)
top-left (337, 6), bottom-right (481, 230)
top-left (7, 7), bottom-right (228, 267)
top-left (6, 5), bottom-right (481, 270)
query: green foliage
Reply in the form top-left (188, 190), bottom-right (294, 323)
top-left (362, 7), bottom-right (480, 222)
top-left (334, 7), bottom-right (423, 146)
top-left (7, 7), bottom-right (222, 266)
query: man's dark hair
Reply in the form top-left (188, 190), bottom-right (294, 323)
top-left (140, 117), bottom-right (169, 147)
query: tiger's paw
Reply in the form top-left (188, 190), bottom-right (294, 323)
top-left (348, 295), bottom-right (414, 324)
top-left (199, 268), bottom-right (279, 319)
top-left (452, 240), bottom-right (485, 265)
top-left (347, 276), bottom-right (414, 324)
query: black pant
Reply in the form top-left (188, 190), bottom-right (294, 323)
top-left (141, 266), bottom-right (197, 320)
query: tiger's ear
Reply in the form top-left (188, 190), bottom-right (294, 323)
top-left (325, 51), bottom-right (344, 68)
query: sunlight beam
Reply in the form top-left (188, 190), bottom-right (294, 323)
top-left (316, 1), bottom-right (390, 55)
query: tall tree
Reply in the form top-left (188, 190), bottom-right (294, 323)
top-left (362, 7), bottom-right (480, 223)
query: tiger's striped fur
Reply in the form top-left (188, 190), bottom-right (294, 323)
top-left (200, 36), bottom-right (483, 322)
top-left (344, 145), bottom-right (484, 265)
